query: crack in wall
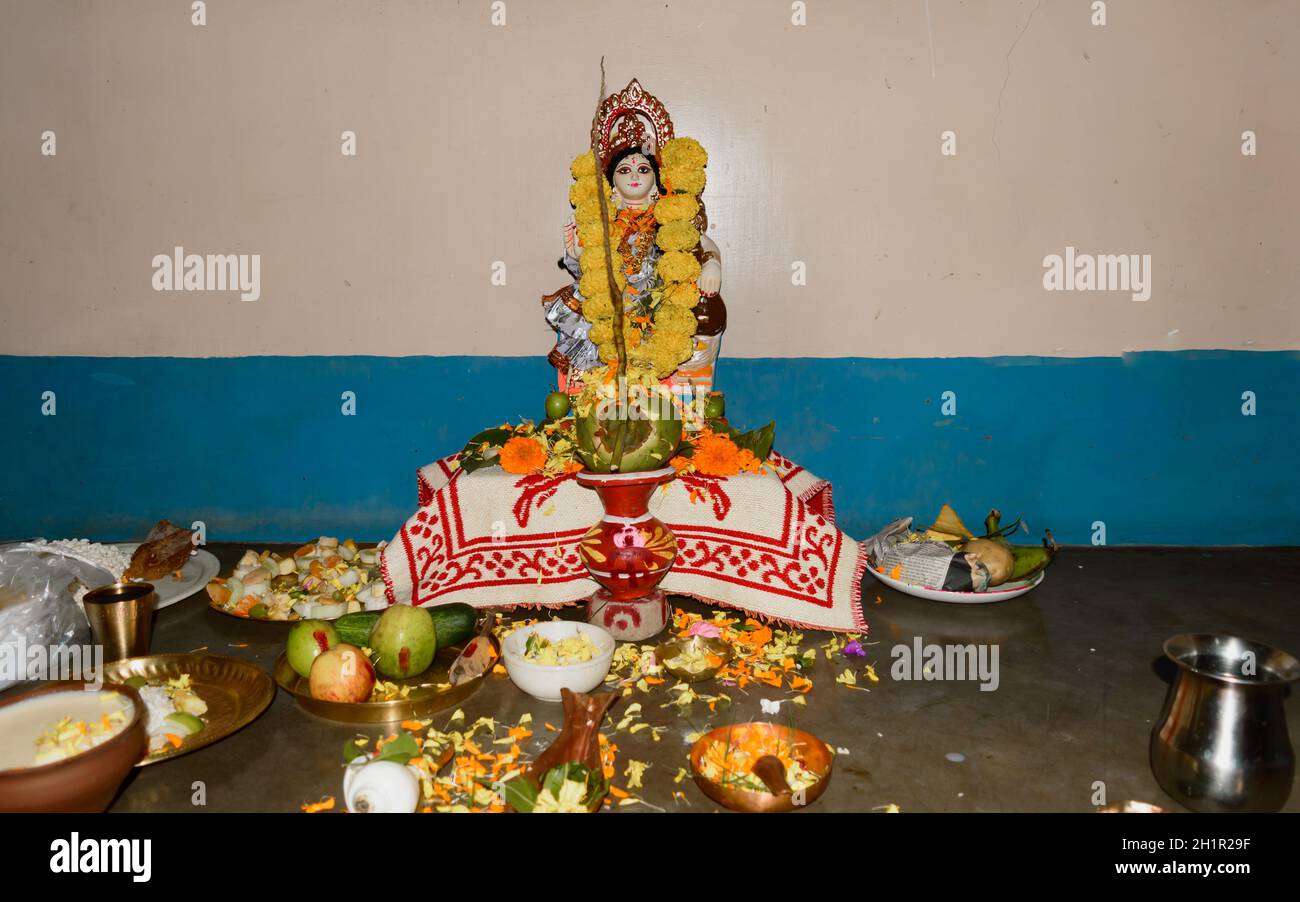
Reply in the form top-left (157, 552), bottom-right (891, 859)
top-left (993, 0), bottom-right (1045, 164)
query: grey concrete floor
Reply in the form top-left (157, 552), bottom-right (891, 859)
top-left (31, 543), bottom-right (1300, 813)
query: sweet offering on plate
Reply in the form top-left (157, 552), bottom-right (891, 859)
top-left (123, 673), bottom-right (209, 755)
top-left (206, 536), bottom-right (388, 620)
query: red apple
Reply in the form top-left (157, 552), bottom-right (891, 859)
top-left (308, 643), bottom-right (375, 703)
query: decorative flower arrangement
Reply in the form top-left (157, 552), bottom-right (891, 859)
top-left (455, 385), bottom-right (776, 480)
top-left (456, 416), bottom-right (583, 477)
top-left (568, 135), bottom-right (709, 380)
top-left (670, 414), bottom-right (776, 478)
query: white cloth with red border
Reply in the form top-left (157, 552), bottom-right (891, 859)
top-left (380, 451), bottom-right (868, 633)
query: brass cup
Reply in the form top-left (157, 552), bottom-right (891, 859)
top-left (83, 582), bottom-right (156, 663)
top-left (655, 635), bottom-right (734, 683)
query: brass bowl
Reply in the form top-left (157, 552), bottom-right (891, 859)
top-left (104, 653), bottom-right (275, 766)
top-left (0, 681), bottom-right (148, 812)
top-left (655, 635), bottom-right (733, 683)
top-left (689, 722), bottom-right (833, 813)
top-left (273, 643), bottom-right (483, 724)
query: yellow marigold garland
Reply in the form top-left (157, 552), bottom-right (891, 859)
top-left (569, 137), bottom-right (709, 380)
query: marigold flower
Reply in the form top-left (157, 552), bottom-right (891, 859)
top-left (499, 436), bottom-right (548, 475)
top-left (569, 175), bottom-right (610, 209)
top-left (653, 194), bottom-right (699, 224)
top-left (654, 304), bottom-right (696, 336)
top-left (693, 432), bottom-right (742, 477)
top-left (582, 295), bottom-right (614, 319)
top-left (661, 166), bottom-right (706, 197)
top-left (663, 281), bottom-right (700, 308)
top-left (660, 137), bottom-right (708, 170)
top-left (655, 220), bottom-right (699, 253)
top-left (577, 219), bottom-right (619, 248)
top-left (658, 250), bottom-right (701, 284)
top-left (579, 246), bottom-right (612, 274)
top-left (588, 319), bottom-right (613, 345)
top-left (570, 151), bottom-right (597, 180)
top-left (579, 267), bottom-right (626, 300)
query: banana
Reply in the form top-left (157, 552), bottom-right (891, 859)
top-left (1009, 530), bottom-right (1057, 581)
top-left (933, 505), bottom-right (1058, 586)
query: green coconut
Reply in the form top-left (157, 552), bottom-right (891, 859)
top-left (575, 408), bottom-right (682, 473)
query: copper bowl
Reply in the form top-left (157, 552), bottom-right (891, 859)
top-left (689, 722), bottom-right (833, 813)
top-left (655, 635), bottom-right (733, 683)
top-left (0, 681), bottom-right (147, 812)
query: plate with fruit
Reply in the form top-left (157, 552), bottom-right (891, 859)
top-left (206, 537), bottom-right (389, 621)
top-left (272, 602), bottom-right (495, 723)
top-left (867, 506), bottom-right (1057, 604)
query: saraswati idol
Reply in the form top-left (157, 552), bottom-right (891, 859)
top-left (543, 78), bottom-right (724, 639)
top-left (544, 77), bottom-right (726, 407)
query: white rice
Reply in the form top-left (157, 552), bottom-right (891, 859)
top-left (25, 538), bottom-right (131, 579)
top-left (137, 685), bottom-right (180, 751)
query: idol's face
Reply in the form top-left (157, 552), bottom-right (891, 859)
top-left (612, 153), bottom-right (657, 205)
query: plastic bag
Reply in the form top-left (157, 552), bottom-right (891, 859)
top-left (0, 547), bottom-right (102, 690)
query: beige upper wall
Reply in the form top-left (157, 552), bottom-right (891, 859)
top-left (1, 0), bottom-right (1297, 358)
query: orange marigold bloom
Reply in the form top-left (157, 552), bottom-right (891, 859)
top-left (736, 448), bottom-right (763, 474)
top-left (499, 436), bottom-right (548, 474)
top-left (669, 455), bottom-right (693, 473)
top-left (692, 432), bottom-right (742, 477)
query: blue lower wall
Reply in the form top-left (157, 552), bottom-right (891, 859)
top-left (2, 352), bottom-right (1296, 545)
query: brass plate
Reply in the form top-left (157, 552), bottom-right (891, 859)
top-left (103, 653), bottom-right (275, 767)
top-left (273, 644), bottom-right (483, 725)
top-left (689, 722), bottom-right (834, 813)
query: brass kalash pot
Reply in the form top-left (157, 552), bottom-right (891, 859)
top-left (1150, 634), bottom-right (1300, 812)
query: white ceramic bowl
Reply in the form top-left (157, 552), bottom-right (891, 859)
top-left (501, 620), bottom-right (615, 702)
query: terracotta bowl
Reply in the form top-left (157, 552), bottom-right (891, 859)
top-left (0, 681), bottom-right (147, 812)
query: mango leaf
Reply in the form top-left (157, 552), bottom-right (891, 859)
top-left (342, 739), bottom-right (367, 764)
top-left (733, 421), bottom-right (776, 461)
top-left (457, 426), bottom-right (514, 473)
top-left (500, 775), bottom-right (539, 813)
top-left (372, 732), bottom-right (421, 764)
top-left (542, 762), bottom-right (592, 796)
top-left (703, 417), bottom-right (738, 438)
top-left (702, 418), bottom-right (776, 462)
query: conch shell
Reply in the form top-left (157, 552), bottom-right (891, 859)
top-left (342, 759), bottom-right (421, 813)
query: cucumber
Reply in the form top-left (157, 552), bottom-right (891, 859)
top-left (334, 611), bottom-right (382, 647)
top-left (335, 604), bottom-right (475, 650)
top-left (427, 603), bottom-right (477, 650)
